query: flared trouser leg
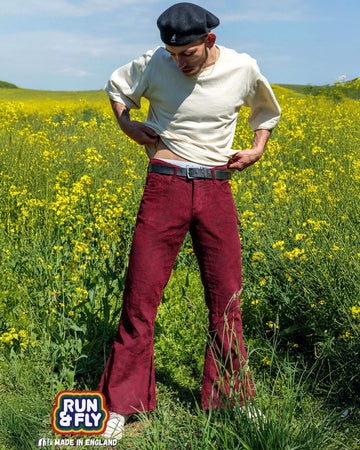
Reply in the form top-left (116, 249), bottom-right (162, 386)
top-left (188, 179), bottom-right (255, 409)
top-left (99, 170), bottom-right (191, 414)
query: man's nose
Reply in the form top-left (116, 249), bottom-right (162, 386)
top-left (177, 56), bottom-right (186, 68)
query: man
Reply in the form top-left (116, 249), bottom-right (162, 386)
top-left (100, 2), bottom-right (281, 439)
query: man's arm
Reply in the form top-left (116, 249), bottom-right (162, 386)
top-left (227, 128), bottom-right (271, 172)
top-left (110, 100), bottom-right (159, 146)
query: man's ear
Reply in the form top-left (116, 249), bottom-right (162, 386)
top-left (206, 32), bottom-right (216, 49)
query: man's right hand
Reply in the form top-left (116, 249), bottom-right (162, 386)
top-left (110, 99), bottom-right (159, 146)
top-left (123, 120), bottom-right (159, 146)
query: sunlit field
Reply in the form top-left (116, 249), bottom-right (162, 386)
top-left (0, 83), bottom-right (360, 449)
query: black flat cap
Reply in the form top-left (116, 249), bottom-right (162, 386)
top-left (157, 2), bottom-right (220, 46)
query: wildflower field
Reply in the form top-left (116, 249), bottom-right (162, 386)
top-left (0, 82), bottom-right (360, 449)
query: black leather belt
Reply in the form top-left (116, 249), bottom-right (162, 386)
top-left (148, 163), bottom-right (232, 180)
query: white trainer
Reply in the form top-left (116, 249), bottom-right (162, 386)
top-left (102, 412), bottom-right (129, 440)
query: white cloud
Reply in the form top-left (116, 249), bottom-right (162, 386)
top-left (0, 0), bottom-right (163, 17)
top-left (0, 27), bottom-right (160, 89)
top-left (59, 67), bottom-right (94, 77)
top-left (1, 30), bottom-right (121, 57)
top-left (219, 0), bottom-right (308, 23)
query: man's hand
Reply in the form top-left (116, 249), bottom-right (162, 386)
top-left (227, 129), bottom-right (271, 172)
top-left (227, 148), bottom-right (263, 171)
top-left (110, 99), bottom-right (159, 146)
top-left (123, 120), bottom-right (159, 146)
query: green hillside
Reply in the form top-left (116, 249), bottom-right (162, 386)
top-left (0, 86), bottom-right (107, 102)
top-left (279, 79), bottom-right (360, 100)
top-left (277, 84), bottom-right (309, 94)
top-left (0, 84), bottom-right (297, 103)
top-left (0, 81), bottom-right (18, 89)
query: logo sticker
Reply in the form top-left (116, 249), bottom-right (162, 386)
top-left (52, 391), bottom-right (109, 435)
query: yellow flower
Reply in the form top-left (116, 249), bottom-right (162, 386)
top-left (272, 240), bottom-right (285, 250)
top-left (351, 305), bottom-right (360, 318)
top-left (283, 247), bottom-right (305, 259)
top-left (331, 245), bottom-right (342, 251)
top-left (252, 251), bottom-right (266, 262)
top-left (265, 321), bottom-right (279, 332)
top-left (259, 277), bottom-right (268, 286)
top-left (262, 356), bottom-right (271, 366)
top-left (340, 331), bottom-right (351, 340)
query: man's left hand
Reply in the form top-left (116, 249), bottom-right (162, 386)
top-left (227, 148), bottom-right (263, 172)
top-left (227, 129), bottom-right (271, 172)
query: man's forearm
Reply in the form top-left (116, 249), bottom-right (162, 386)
top-left (110, 99), bottom-right (131, 132)
top-left (252, 128), bottom-right (272, 157)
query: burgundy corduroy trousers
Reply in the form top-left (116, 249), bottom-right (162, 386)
top-left (99, 159), bottom-right (254, 414)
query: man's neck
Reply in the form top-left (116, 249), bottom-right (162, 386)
top-left (202, 45), bottom-right (218, 69)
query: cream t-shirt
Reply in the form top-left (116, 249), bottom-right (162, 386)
top-left (105, 45), bottom-right (281, 165)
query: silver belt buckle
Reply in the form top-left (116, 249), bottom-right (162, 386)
top-left (186, 167), bottom-right (194, 179)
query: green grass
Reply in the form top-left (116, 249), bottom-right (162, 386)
top-left (2, 270), bottom-right (359, 449)
top-left (1, 82), bottom-right (360, 448)
top-left (0, 87), bottom-right (107, 102)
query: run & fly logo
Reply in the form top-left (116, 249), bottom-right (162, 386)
top-left (52, 391), bottom-right (109, 435)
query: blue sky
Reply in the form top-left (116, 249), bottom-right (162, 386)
top-left (1, 0), bottom-right (359, 91)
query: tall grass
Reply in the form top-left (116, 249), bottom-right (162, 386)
top-left (0, 85), bottom-right (359, 448)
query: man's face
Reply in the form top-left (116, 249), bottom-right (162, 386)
top-left (165, 37), bottom-right (209, 77)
